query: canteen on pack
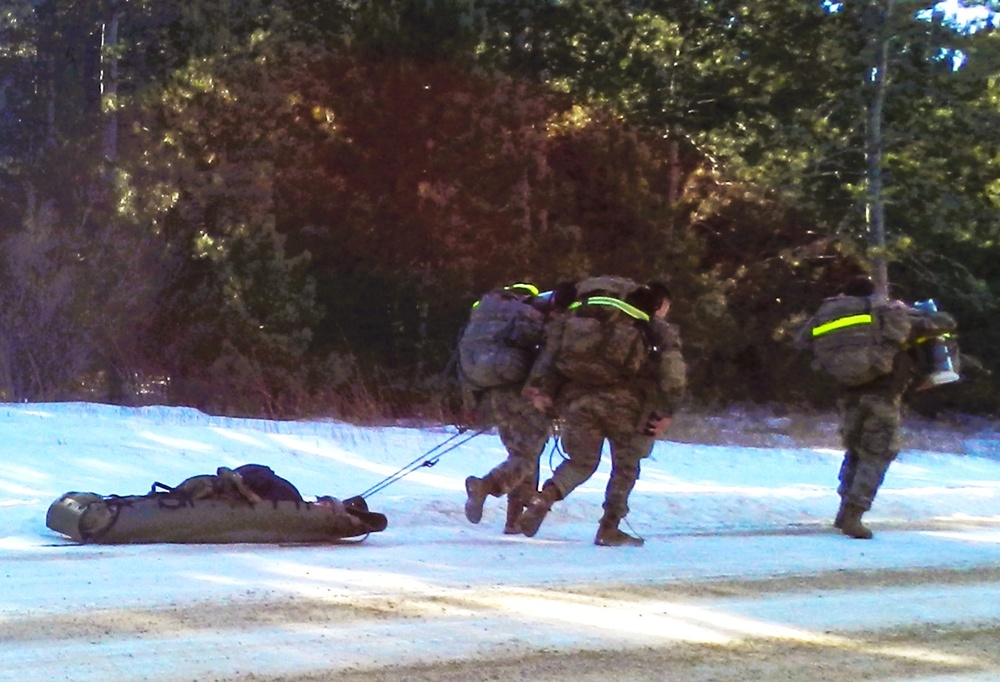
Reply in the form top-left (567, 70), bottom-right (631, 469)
top-left (912, 299), bottom-right (961, 389)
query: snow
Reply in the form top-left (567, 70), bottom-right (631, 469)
top-left (2, 402), bottom-right (1000, 681)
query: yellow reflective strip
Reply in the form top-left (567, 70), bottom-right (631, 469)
top-left (811, 313), bottom-right (872, 337)
top-left (914, 332), bottom-right (953, 344)
top-left (504, 282), bottom-right (540, 296)
top-left (573, 296), bottom-right (649, 322)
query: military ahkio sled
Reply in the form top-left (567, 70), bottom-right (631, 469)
top-left (45, 464), bottom-right (388, 545)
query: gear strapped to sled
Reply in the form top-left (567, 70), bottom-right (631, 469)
top-left (45, 464), bottom-right (387, 544)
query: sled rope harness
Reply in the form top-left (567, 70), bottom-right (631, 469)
top-left (351, 427), bottom-right (490, 501)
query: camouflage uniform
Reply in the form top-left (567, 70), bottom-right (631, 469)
top-left (458, 284), bottom-right (556, 532)
top-left (802, 295), bottom-right (956, 538)
top-left (478, 385), bottom-right (552, 518)
top-left (519, 296), bottom-right (687, 544)
top-left (550, 387), bottom-right (654, 525)
top-left (837, 304), bottom-right (954, 509)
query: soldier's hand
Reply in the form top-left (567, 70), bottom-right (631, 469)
top-left (642, 414), bottom-right (672, 437)
top-left (522, 386), bottom-right (554, 415)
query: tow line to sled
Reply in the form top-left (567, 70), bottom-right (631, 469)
top-left (342, 427), bottom-right (489, 508)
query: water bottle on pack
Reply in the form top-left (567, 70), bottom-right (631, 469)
top-left (912, 299), bottom-right (960, 388)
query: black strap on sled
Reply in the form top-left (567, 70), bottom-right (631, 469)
top-left (344, 427), bottom-right (489, 506)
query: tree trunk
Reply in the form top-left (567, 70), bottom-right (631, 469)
top-left (864, 0), bottom-right (892, 302)
top-left (101, 12), bottom-right (120, 162)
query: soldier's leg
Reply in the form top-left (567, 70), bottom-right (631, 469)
top-left (548, 417), bottom-right (604, 499)
top-left (834, 452), bottom-right (858, 528)
top-left (835, 393), bottom-right (864, 529)
top-left (518, 400), bottom-right (604, 537)
top-left (840, 393), bottom-right (901, 539)
top-left (466, 390), bottom-right (548, 524)
top-left (497, 396), bottom-right (550, 530)
top-left (505, 454), bottom-right (541, 534)
top-left (595, 433), bottom-right (654, 547)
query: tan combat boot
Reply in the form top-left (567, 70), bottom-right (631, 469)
top-left (594, 519), bottom-right (644, 547)
top-left (503, 501), bottom-right (523, 535)
top-left (839, 504), bottom-right (873, 540)
top-left (833, 499), bottom-right (847, 529)
top-left (517, 483), bottom-right (560, 537)
top-left (464, 476), bottom-right (490, 524)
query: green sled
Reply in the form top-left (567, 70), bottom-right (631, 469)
top-left (45, 464), bottom-right (387, 545)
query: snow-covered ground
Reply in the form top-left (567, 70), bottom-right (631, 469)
top-left (2, 402), bottom-right (999, 681)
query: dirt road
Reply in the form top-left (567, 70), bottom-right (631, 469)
top-left (4, 563), bottom-right (999, 682)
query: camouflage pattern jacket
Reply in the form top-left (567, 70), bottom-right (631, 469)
top-left (525, 311), bottom-right (687, 417)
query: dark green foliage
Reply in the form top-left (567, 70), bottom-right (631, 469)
top-left (1, 0), bottom-right (998, 417)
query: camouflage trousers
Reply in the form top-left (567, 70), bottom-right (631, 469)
top-left (837, 389), bottom-right (903, 511)
top-left (479, 387), bottom-right (552, 506)
top-left (549, 388), bottom-right (655, 523)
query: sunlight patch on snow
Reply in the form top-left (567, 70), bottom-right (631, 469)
top-left (636, 481), bottom-right (829, 498)
top-left (885, 486), bottom-right (999, 498)
top-left (207, 427), bottom-right (267, 447)
top-left (1, 465), bottom-right (48, 483)
top-left (0, 535), bottom-right (40, 549)
top-left (181, 573), bottom-right (248, 586)
top-left (268, 434), bottom-right (464, 492)
top-left (923, 530), bottom-right (1000, 544)
top-left (0, 480), bottom-right (44, 497)
top-left (938, 513), bottom-right (1000, 523)
top-left (480, 590), bottom-right (823, 644)
top-left (460, 588), bottom-right (983, 669)
top-left (247, 558), bottom-right (445, 596)
top-left (0, 495), bottom-right (40, 507)
top-left (14, 409), bottom-right (54, 418)
top-left (136, 431), bottom-right (215, 452)
top-left (266, 435), bottom-right (380, 469)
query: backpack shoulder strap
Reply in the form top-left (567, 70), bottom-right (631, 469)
top-left (569, 296), bottom-right (650, 322)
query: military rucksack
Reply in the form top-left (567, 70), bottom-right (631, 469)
top-left (459, 286), bottom-right (545, 389)
top-left (553, 296), bottom-right (652, 386)
top-left (808, 295), bottom-right (911, 387)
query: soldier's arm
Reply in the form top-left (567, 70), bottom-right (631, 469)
top-left (648, 320), bottom-right (687, 416)
top-left (790, 313), bottom-right (818, 351)
top-left (908, 309), bottom-right (957, 341)
top-left (522, 316), bottom-right (567, 405)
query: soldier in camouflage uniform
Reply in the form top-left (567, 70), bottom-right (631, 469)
top-left (461, 282), bottom-right (577, 534)
top-left (519, 281), bottom-right (687, 546)
top-left (801, 276), bottom-right (957, 539)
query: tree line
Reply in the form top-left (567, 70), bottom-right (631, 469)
top-left (0, 0), bottom-right (998, 419)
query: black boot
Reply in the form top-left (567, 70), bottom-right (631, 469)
top-left (517, 483), bottom-right (560, 537)
top-left (840, 504), bottom-right (873, 540)
top-left (594, 518), bottom-right (644, 547)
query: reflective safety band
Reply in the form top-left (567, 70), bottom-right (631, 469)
top-left (811, 313), bottom-right (872, 338)
top-left (472, 282), bottom-right (540, 308)
top-left (504, 282), bottom-right (540, 296)
top-left (913, 332), bottom-right (954, 345)
top-left (569, 296), bottom-right (650, 322)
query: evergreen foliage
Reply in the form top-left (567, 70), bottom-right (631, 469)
top-left (0, 0), bottom-right (997, 418)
